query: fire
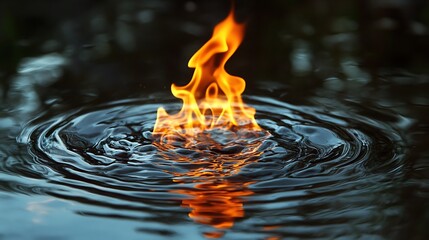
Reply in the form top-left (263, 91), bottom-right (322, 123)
top-left (152, 8), bottom-right (270, 237)
top-left (153, 9), bottom-right (260, 140)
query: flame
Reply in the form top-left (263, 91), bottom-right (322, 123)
top-left (152, 8), bottom-right (270, 237)
top-left (153, 9), bottom-right (260, 140)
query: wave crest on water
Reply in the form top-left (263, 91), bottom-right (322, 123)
top-left (16, 95), bottom-right (407, 239)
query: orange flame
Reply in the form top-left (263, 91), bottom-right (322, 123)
top-left (153, 8), bottom-right (270, 237)
top-left (153, 9), bottom-right (260, 140)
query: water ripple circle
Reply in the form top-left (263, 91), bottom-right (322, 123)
top-left (19, 95), bottom-right (407, 238)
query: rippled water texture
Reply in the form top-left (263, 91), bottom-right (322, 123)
top-left (11, 95), bottom-right (407, 239)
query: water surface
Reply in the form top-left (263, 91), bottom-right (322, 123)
top-left (0, 92), bottom-right (411, 239)
top-left (1, 0), bottom-right (429, 239)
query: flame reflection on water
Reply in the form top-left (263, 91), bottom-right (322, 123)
top-left (12, 95), bottom-right (409, 239)
top-left (153, 127), bottom-right (270, 237)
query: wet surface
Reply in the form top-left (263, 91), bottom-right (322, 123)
top-left (2, 93), bottom-right (413, 239)
top-left (1, 0), bottom-right (429, 239)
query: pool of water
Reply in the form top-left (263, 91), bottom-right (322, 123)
top-left (1, 1), bottom-right (429, 239)
top-left (11, 93), bottom-right (407, 239)
top-left (2, 88), bottom-right (427, 239)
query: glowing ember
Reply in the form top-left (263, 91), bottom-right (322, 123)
top-left (153, 9), bottom-right (260, 141)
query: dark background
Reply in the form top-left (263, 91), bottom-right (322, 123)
top-left (1, 0), bottom-right (429, 100)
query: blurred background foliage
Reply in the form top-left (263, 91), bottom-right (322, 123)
top-left (1, 0), bottom-right (428, 103)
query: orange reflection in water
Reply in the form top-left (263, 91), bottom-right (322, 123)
top-left (175, 180), bottom-right (253, 230)
top-left (167, 155), bottom-right (258, 238)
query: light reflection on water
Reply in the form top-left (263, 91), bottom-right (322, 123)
top-left (1, 1), bottom-right (429, 239)
top-left (0, 48), bottom-right (427, 239)
top-left (2, 93), bottom-right (407, 239)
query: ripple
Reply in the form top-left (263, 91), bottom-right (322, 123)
top-left (17, 95), bottom-right (407, 239)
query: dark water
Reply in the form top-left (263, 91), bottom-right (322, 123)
top-left (2, 93), bottom-right (409, 239)
top-left (1, 0), bottom-right (429, 239)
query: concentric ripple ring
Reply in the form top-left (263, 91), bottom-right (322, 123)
top-left (17, 95), bottom-right (407, 238)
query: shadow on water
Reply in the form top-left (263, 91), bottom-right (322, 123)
top-left (1, 0), bottom-right (429, 239)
